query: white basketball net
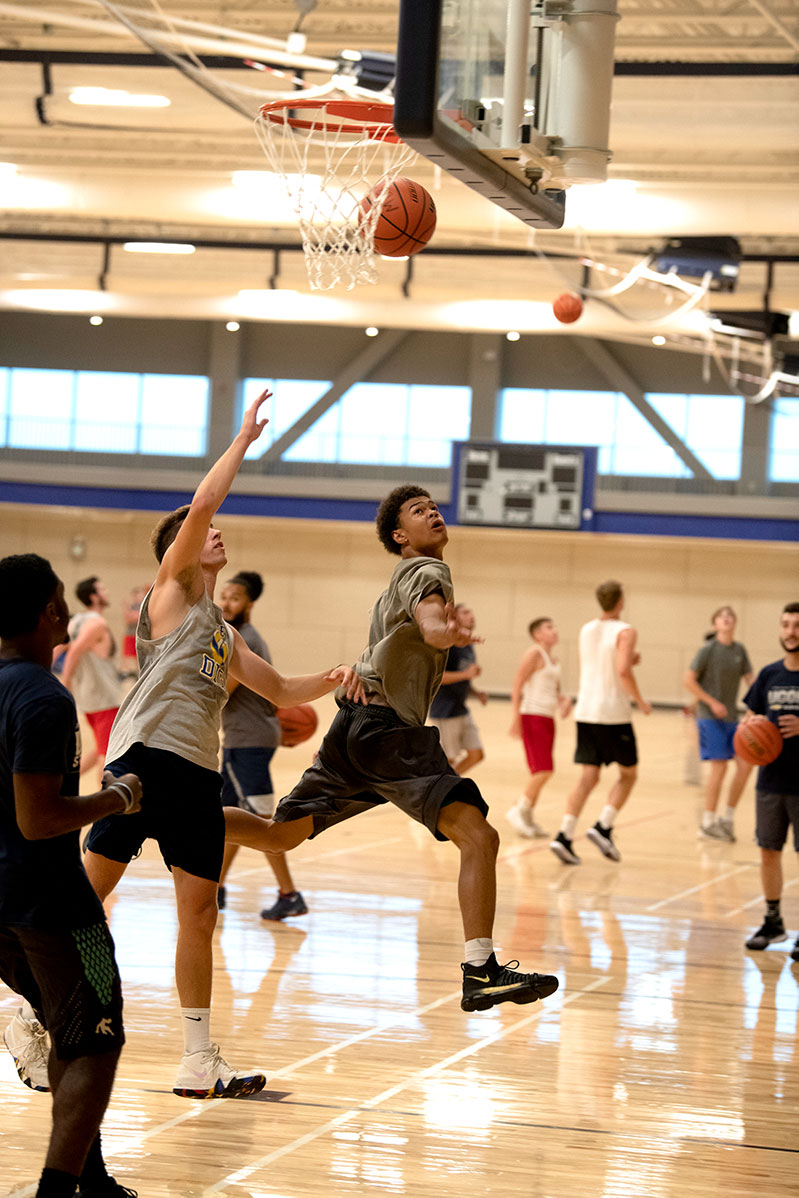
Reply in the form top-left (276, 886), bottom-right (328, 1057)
top-left (255, 92), bottom-right (417, 291)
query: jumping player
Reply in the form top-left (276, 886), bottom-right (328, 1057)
top-left (224, 485), bottom-right (559, 1013)
top-left (75, 392), bottom-right (364, 1099)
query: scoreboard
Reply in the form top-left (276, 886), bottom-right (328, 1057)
top-left (453, 442), bottom-right (597, 531)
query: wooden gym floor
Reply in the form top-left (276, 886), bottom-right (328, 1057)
top-left (3, 698), bottom-right (797, 1198)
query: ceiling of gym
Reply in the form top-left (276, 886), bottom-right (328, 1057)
top-left (1, 0), bottom-right (797, 357)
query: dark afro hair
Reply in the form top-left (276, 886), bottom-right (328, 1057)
top-left (375, 485), bottom-right (430, 555)
top-left (0, 553), bottom-right (60, 638)
top-left (228, 571), bottom-right (263, 603)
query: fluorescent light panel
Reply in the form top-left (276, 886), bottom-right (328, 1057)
top-left (122, 242), bottom-right (196, 255)
top-left (69, 87), bottom-right (170, 108)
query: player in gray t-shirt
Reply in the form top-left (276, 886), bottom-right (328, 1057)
top-left (225, 485), bottom-right (559, 1014)
top-left (685, 605), bottom-right (754, 842)
top-left (218, 569), bottom-right (308, 923)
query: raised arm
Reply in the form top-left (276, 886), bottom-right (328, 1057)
top-left (228, 626), bottom-right (366, 706)
top-left (415, 595), bottom-right (482, 651)
top-left (616, 627), bottom-right (651, 715)
top-left (155, 390), bottom-right (271, 588)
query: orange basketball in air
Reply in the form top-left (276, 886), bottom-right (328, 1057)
top-left (363, 176), bottom-right (437, 257)
top-left (733, 716), bottom-right (783, 766)
top-left (553, 292), bottom-right (583, 323)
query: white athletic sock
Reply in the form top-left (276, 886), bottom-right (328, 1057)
top-left (560, 814), bottom-right (577, 839)
top-left (723, 806), bottom-right (735, 823)
top-left (464, 937), bottom-right (494, 966)
top-left (517, 795), bottom-right (532, 809)
top-left (181, 1008), bottom-right (211, 1056)
top-left (599, 805), bottom-right (617, 830)
top-left (20, 998), bottom-right (38, 1023)
top-left (702, 811), bottom-right (716, 829)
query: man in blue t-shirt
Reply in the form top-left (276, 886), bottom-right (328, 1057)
top-left (429, 604), bottom-right (488, 775)
top-left (0, 554), bottom-right (142, 1198)
top-left (742, 602), bottom-right (799, 958)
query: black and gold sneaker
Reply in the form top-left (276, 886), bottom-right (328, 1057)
top-left (461, 953), bottom-right (559, 1012)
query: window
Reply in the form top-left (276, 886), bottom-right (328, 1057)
top-left (769, 397), bottom-right (799, 483)
top-left (498, 389), bottom-right (745, 478)
top-left (0, 368), bottom-right (209, 455)
top-left (242, 380), bottom-right (471, 468)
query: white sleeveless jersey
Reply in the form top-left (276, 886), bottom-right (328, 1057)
top-left (573, 617), bottom-right (632, 725)
top-left (520, 647), bottom-right (561, 718)
top-left (66, 612), bottom-right (122, 715)
top-left (106, 587), bottom-right (232, 772)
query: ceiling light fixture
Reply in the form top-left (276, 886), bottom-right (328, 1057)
top-left (69, 87), bottom-right (170, 108)
top-left (122, 242), bottom-right (196, 255)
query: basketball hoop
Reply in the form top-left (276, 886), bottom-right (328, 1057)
top-left (255, 94), bottom-right (417, 290)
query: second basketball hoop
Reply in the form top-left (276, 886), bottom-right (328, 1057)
top-left (255, 93), bottom-right (417, 291)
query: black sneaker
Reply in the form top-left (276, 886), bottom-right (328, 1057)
top-left (260, 891), bottom-right (308, 921)
top-left (745, 917), bottom-right (788, 950)
top-left (791, 940), bottom-right (799, 962)
top-left (77, 1179), bottom-right (137, 1197)
top-left (586, 821), bottom-right (622, 862)
top-left (461, 953), bottom-right (559, 1012)
top-left (217, 885), bottom-right (226, 911)
top-left (549, 832), bottom-right (580, 865)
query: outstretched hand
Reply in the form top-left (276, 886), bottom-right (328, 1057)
top-left (444, 602), bottom-right (484, 649)
top-left (328, 664), bottom-right (367, 704)
top-left (240, 388), bottom-right (272, 446)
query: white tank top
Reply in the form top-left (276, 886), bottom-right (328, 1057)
top-left (106, 588), bottom-right (232, 772)
top-left (573, 617), bottom-right (632, 724)
top-left (520, 647), bottom-right (561, 717)
top-left (67, 612), bottom-right (122, 715)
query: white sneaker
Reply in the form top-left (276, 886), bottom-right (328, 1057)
top-left (698, 821), bottom-right (727, 841)
top-left (506, 800), bottom-right (548, 840)
top-left (3, 1009), bottom-right (50, 1092)
top-left (717, 817), bottom-right (736, 843)
top-left (173, 1043), bottom-right (266, 1099)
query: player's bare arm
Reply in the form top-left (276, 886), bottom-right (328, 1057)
top-left (617, 627), bottom-right (651, 715)
top-left (148, 390), bottom-right (271, 637)
top-left (60, 615), bottom-right (106, 689)
top-left (14, 769), bottom-right (142, 839)
top-left (415, 594), bottom-right (483, 650)
top-left (509, 645), bottom-right (542, 735)
top-left (228, 627), bottom-right (366, 706)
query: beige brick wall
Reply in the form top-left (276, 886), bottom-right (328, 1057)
top-left (1, 502), bottom-right (794, 705)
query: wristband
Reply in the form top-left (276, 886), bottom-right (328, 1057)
top-left (109, 781), bottom-right (136, 814)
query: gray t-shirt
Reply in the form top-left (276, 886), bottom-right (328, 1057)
top-left (106, 587), bottom-right (232, 772)
top-left (340, 556), bottom-right (454, 726)
top-left (222, 622), bottom-right (281, 750)
top-left (690, 638), bottom-right (753, 721)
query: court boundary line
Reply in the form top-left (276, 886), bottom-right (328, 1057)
top-left (646, 864), bottom-right (753, 912)
top-left (201, 975), bottom-right (611, 1193)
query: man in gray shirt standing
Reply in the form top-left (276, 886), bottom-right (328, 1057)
top-left (218, 570), bottom-right (307, 922)
top-left (685, 605), bottom-right (754, 842)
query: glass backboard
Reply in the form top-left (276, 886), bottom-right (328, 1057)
top-left (394, 0), bottom-right (618, 231)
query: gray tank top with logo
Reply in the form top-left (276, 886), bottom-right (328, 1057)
top-left (106, 587), bottom-right (232, 772)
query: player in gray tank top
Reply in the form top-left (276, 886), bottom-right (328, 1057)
top-left (71, 391), bottom-right (366, 1101)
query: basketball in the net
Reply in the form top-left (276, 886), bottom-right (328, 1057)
top-left (553, 292), bottom-right (583, 323)
top-left (363, 177), bottom-right (437, 258)
top-left (733, 716), bottom-right (783, 766)
top-left (277, 704), bottom-right (319, 748)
